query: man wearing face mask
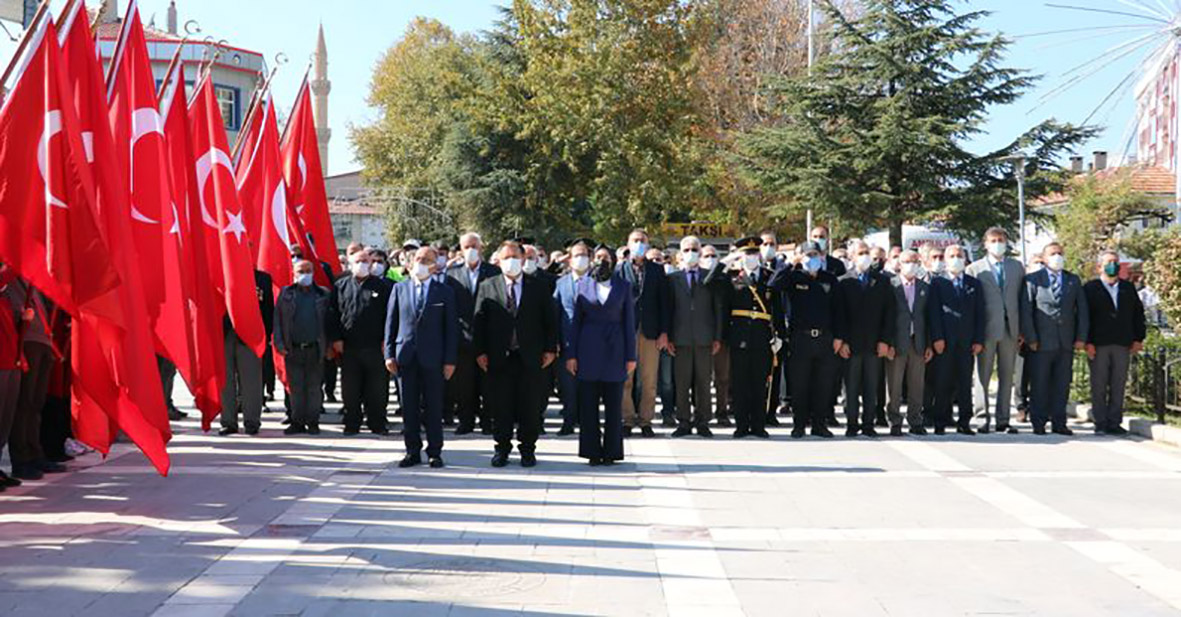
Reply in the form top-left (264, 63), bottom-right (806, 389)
top-left (520, 240), bottom-right (560, 433)
top-left (554, 239), bottom-right (596, 435)
top-left (770, 242), bottom-right (846, 438)
top-left (918, 243), bottom-right (945, 427)
top-left (274, 260), bottom-right (331, 435)
top-left (1019, 243), bottom-right (1088, 436)
top-left (759, 231), bottom-right (790, 425)
top-left (1083, 250), bottom-right (1145, 436)
top-left (808, 225), bottom-right (847, 277)
top-left (885, 250), bottom-right (933, 436)
top-left (446, 232), bottom-right (501, 435)
top-left (836, 240), bottom-right (895, 437)
top-left (965, 228), bottom-right (1026, 434)
top-left (699, 244), bottom-right (733, 428)
top-left (667, 236), bottom-right (724, 438)
top-left (327, 248), bottom-right (394, 436)
top-left (615, 229), bottom-right (670, 438)
top-left (927, 244), bottom-right (985, 435)
top-left (474, 241), bottom-right (559, 467)
top-left (385, 247), bottom-right (459, 468)
top-left (710, 237), bottom-right (784, 438)
top-left (648, 248), bottom-right (680, 427)
top-left (1017, 254), bottom-right (1046, 421)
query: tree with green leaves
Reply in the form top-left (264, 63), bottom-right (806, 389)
top-left (736, 0), bottom-right (1098, 246)
top-left (1051, 172), bottom-right (1171, 275)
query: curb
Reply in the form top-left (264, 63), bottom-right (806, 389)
top-left (1069, 403), bottom-right (1180, 448)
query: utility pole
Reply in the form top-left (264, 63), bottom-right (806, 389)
top-left (1016, 154), bottom-right (1027, 265)
top-left (805, 0), bottom-right (815, 239)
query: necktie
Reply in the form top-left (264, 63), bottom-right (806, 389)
top-left (688, 270), bottom-right (695, 290)
top-left (415, 283), bottom-right (425, 315)
top-left (995, 262), bottom-right (1004, 290)
top-left (1051, 273), bottom-right (1062, 301)
top-left (507, 281), bottom-right (519, 350)
top-left (860, 273), bottom-right (868, 288)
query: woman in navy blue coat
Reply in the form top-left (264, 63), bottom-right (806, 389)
top-left (565, 245), bottom-right (637, 466)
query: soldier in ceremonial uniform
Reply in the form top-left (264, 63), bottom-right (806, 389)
top-left (712, 237), bottom-right (785, 438)
top-left (770, 241), bottom-right (846, 438)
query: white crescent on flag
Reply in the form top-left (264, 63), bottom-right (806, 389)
top-left (271, 180), bottom-right (290, 247)
top-left (38, 111), bottom-right (68, 209)
top-left (130, 107), bottom-right (163, 224)
top-left (195, 147), bottom-right (235, 228)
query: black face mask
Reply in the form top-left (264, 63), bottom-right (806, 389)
top-left (592, 260), bottom-right (613, 282)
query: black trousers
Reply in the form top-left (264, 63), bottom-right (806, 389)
top-left (844, 353), bottom-right (882, 430)
top-left (401, 361), bottom-right (445, 458)
top-left (448, 345), bottom-right (487, 430)
top-left (40, 395), bottom-right (71, 460)
top-left (262, 346), bottom-right (276, 397)
top-left (156, 355), bottom-right (178, 413)
top-left (1031, 348), bottom-right (1073, 431)
top-left (732, 346), bottom-right (771, 433)
top-left (341, 346), bottom-right (389, 432)
top-left (658, 351), bottom-right (676, 419)
top-left (788, 333), bottom-right (836, 430)
top-left (769, 346), bottom-right (788, 416)
top-left (538, 363), bottom-right (557, 427)
top-left (324, 357), bottom-right (339, 400)
top-left (933, 340), bottom-right (974, 429)
top-left (287, 345), bottom-right (325, 427)
top-left (578, 379), bottom-right (623, 461)
top-left (11, 343), bottom-right (53, 465)
top-left (489, 353), bottom-right (540, 454)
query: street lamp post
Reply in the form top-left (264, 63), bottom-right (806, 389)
top-left (1015, 154), bottom-right (1027, 265)
top-left (805, 0), bottom-right (814, 240)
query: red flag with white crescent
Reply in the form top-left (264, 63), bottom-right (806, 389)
top-left (281, 79), bottom-right (340, 280)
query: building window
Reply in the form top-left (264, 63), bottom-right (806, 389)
top-left (214, 85), bottom-right (240, 131)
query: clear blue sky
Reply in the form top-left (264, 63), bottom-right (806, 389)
top-left (3, 1), bottom-right (1163, 175)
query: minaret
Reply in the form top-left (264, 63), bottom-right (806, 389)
top-left (310, 23), bottom-right (332, 171)
top-left (167, 1), bottom-right (178, 35)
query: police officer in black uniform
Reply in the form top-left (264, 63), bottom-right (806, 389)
top-left (711, 237), bottom-right (785, 438)
top-left (770, 241), bottom-right (846, 438)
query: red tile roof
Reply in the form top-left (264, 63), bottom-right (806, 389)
top-left (1035, 165), bottom-right (1175, 206)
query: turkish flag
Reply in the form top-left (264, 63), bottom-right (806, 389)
top-left (106, 0), bottom-right (172, 355)
top-left (281, 79), bottom-right (340, 279)
top-left (0, 15), bottom-right (120, 320)
top-left (160, 61), bottom-right (225, 427)
top-left (189, 75), bottom-right (267, 358)
top-left (57, 1), bottom-right (171, 475)
top-left (233, 97), bottom-right (263, 260)
top-left (238, 93), bottom-right (294, 293)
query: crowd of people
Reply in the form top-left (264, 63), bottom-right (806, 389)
top-left (0, 224), bottom-right (1150, 480)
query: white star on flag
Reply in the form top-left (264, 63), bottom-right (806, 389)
top-left (222, 210), bottom-right (247, 243)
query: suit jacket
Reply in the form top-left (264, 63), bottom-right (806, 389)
top-left (1083, 279), bottom-right (1146, 347)
top-left (668, 267), bottom-right (724, 347)
top-left (616, 258), bottom-right (670, 340)
top-left (384, 277), bottom-right (459, 369)
top-left (889, 276), bottom-right (931, 356)
top-left (928, 274), bottom-right (985, 348)
top-left (528, 269), bottom-right (558, 296)
top-left (273, 284), bottom-right (330, 356)
top-left (966, 256), bottom-right (1024, 341)
top-left (836, 270), bottom-right (896, 354)
top-left (1019, 269), bottom-right (1089, 352)
top-left (568, 276), bottom-right (637, 383)
top-left (555, 272), bottom-right (592, 356)
top-left (473, 275), bottom-right (559, 372)
top-left (446, 261), bottom-right (501, 346)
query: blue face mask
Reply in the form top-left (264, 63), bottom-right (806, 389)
top-left (805, 256), bottom-right (824, 273)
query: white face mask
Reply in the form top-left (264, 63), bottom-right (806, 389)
top-left (987, 241), bottom-right (1007, 258)
top-left (630, 241), bottom-right (648, 258)
top-left (813, 237), bottom-right (828, 252)
top-left (523, 258), bottom-right (538, 275)
top-left (412, 262), bottom-right (432, 281)
top-left (351, 261), bottom-right (370, 278)
top-left (463, 247), bottom-right (480, 265)
top-left (742, 254), bottom-right (761, 273)
top-left (663, 264), bottom-right (676, 275)
top-left (700, 256), bottom-right (718, 271)
top-left (501, 257), bottom-right (523, 278)
top-left (682, 250), bottom-right (700, 267)
top-left (295, 272), bottom-right (313, 287)
top-left (760, 245), bottom-right (775, 261)
top-left (946, 256), bottom-right (965, 274)
top-left (854, 254), bottom-right (873, 272)
top-left (370, 263), bottom-right (386, 277)
top-left (570, 255), bottom-right (590, 273)
top-left (900, 262), bottom-right (919, 279)
top-left (1045, 254), bottom-right (1065, 271)
top-left (437, 256), bottom-right (448, 269)
top-left (929, 259), bottom-right (945, 274)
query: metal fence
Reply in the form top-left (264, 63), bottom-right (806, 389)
top-left (1071, 331), bottom-right (1181, 424)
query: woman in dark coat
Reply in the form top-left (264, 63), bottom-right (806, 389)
top-left (565, 245), bottom-right (636, 466)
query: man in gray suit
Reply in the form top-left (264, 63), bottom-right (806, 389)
top-left (886, 250), bottom-right (932, 436)
top-left (966, 227), bottom-right (1026, 434)
top-left (667, 236), bottom-right (724, 438)
top-left (1019, 242), bottom-right (1089, 436)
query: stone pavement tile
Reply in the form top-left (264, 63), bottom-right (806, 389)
top-left (931, 437), bottom-right (1170, 473)
top-left (1127, 541), bottom-right (1181, 573)
top-left (151, 603), bottom-right (235, 617)
top-left (1001, 477), bottom-right (1181, 529)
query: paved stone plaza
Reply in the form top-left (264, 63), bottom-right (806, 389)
top-left (2, 388), bottom-right (1181, 617)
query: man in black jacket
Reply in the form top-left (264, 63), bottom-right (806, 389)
top-left (474, 241), bottom-right (559, 467)
top-left (219, 269), bottom-right (274, 436)
top-left (1083, 250), bottom-right (1146, 435)
top-left (616, 229), bottom-right (670, 437)
top-left (328, 249), bottom-right (394, 436)
top-left (446, 232), bottom-right (501, 434)
top-left (837, 240), bottom-right (896, 437)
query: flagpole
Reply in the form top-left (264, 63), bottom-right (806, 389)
top-left (278, 63), bottom-right (312, 146)
top-left (231, 64), bottom-right (281, 164)
top-left (103, 0), bottom-right (137, 100)
top-left (0, 0), bottom-right (53, 96)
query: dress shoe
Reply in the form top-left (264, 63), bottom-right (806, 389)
top-left (168, 408), bottom-right (188, 421)
top-left (956, 426), bottom-right (975, 436)
top-left (1052, 426), bottom-right (1074, 436)
top-left (520, 452), bottom-right (537, 468)
top-left (47, 452), bottom-right (75, 463)
top-left (245, 426), bottom-right (260, 436)
top-left (218, 426), bottom-right (239, 436)
top-left (875, 416), bottom-right (889, 428)
top-left (845, 427), bottom-right (860, 438)
top-left (307, 425), bottom-right (321, 435)
top-left (791, 427), bottom-right (806, 439)
top-left (765, 414), bottom-right (780, 426)
top-left (670, 425), bottom-right (692, 438)
top-left (661, 416), bottom-right (677, 427)
top-left (343, 427), bottom-right (361, 436)
top-left (862, 427), bottom-right (878, 438)
top-left (326, 394), bottom-right (338, 403)
top-left (480, 426), bottom-right (494, 435)
top-left (696, 426), bottom-right (714, 438)
top-left (538, 425), bottom-right (548, 435)
top-left (281, 417), bottom-right (292, 425)
top-left (890, 426), bottom-right (903, 437)
top-left (934, 426), bottom-right (946, 435)
top-left (812, 427), bottom-right (834, 438)
top-left (716, 416), bottom-right (733, 427)
top-left (283, 424), bottom-right (307, 436)
top-left (491, 453), bottom-right (509, 467)
top-left (455, 424), bottom-right (474, 435)
top-left (641, 426), bottom-right (656, 438)
top-left (601, 458), bottom-right (616, 466)
top-left (588, 458), bottom-right (602, 466)
top-left (826, 417), bottom-right (841, 427)
top-left (371, 428), bottom-right (391, 436)
top-left (443, 416), bottom-right (456, 426)
top-left (622, 426), bottom-right (634, 438)
top-left (428, 457), bottom-right (445, 469)
top-left (37, 460), bottom-right (66, 474)
top-left (997, 424), bottom-right (1018, 434)
top-left (732, 429), bottom-right (749, 439)
top-left (776, 404), bottom-right (791, 415)
top-left (977, 425), bottom-right (991, 435)
top-left (751, 429), bottom-right (770, 439)
top-left (557, 424), bottom-right (575, 436)
top-left (1032, 426), bottom-right (1047, 435)
top-left (11, 463), bottom-right (43, 480)
top-left (1105, 426), bottom-right (1128, 436)
top-left (909, 426), bottom-right (927, 436)
top-left (0, 471), bottom-right (22, 488)
top-left (398, 454), bottom-right (422, 468)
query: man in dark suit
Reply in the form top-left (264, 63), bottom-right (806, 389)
top-left (328, 249), bottom-right (393, 436)
top-left (885, 250), bottom-right (933, 435)
top-left (928, 245), bottom-right (984, 435)
top-left (219, 269), bottom-right (273, 436)
top-left (446, 232), bottom-right (501, 434)
top-left (1021, 242), bottom-right (1089, 436)
top-left (385, 246), bottom-right (459, 468)
top-left (1083, 250), bottom-right (1146, 436)
top-left (759, 231), bottom-right (790, 424)
top-left (474, 241), bottom-right (559, 467)
top-left (554, 239), bottom-right (595, 435)
top-left (836, 240), bottom-right (895, 437)
top-left (667, 235), bottom-right (724, 438)
top-left (522, 241), bottom-right (558, 433)
top-left (616, 229), bottom-right (669, 437)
